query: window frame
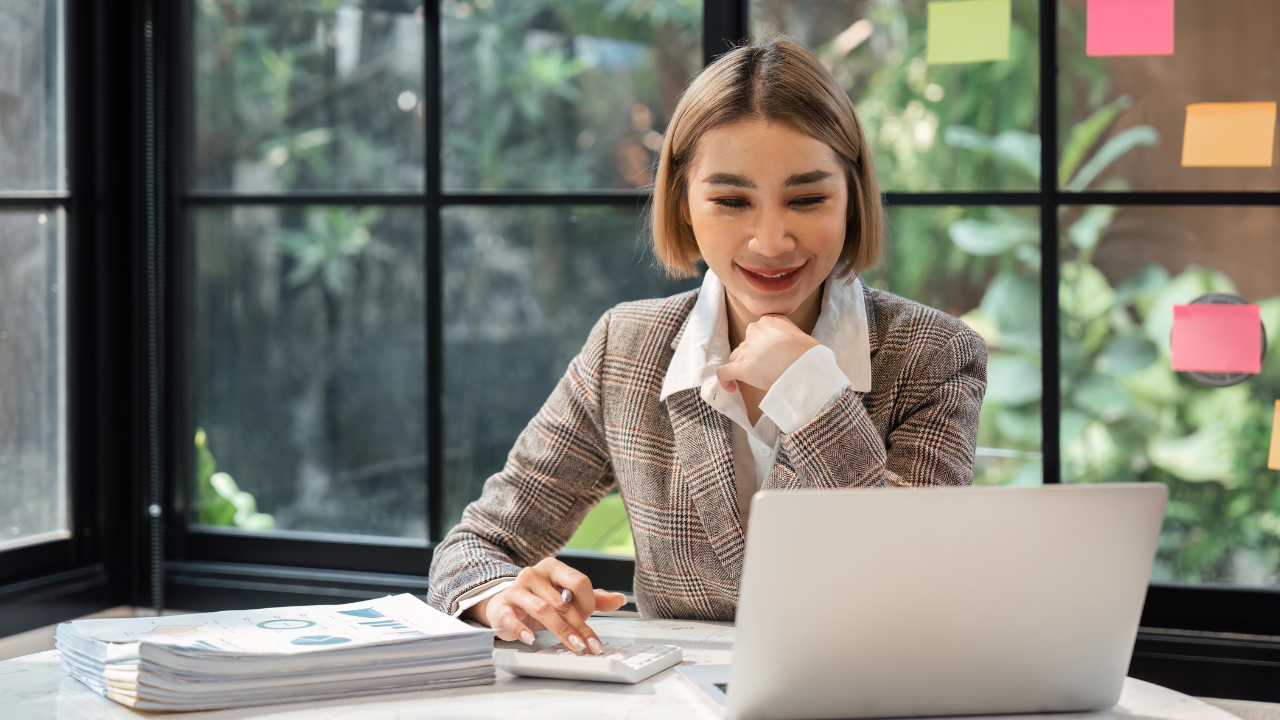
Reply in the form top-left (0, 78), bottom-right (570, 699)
top-left (163, 0), bottom-right (1280, 626)
top-left (0, 0), bottom-right (143, 636)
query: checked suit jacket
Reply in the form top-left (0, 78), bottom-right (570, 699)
top-left (426, 285), bottom-right (988, 620)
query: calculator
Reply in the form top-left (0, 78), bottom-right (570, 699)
top-left (493, 642), bottom-right (683, 684)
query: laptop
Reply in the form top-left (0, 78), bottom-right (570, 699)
top-left (678, 483), bottom-right (1167, 720)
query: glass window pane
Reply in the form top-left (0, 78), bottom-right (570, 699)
top-left (752, 0), bottom-right (1041, 192)
top-left (1060, 205), bottom-right (1280, 587)
top-left (442, 0), bottom-right (702, 191)
top-left (0, 0), bottom-right (65, 192)
top-left (1058, 0), bottom-right (1279, 192)
top-left (0, 209), bottom-right (68, 551)
top-left (194, 2), bottom-right (425, 192)
top-left (193, 205), bottom-right (426, 540)
top-left (443, 205), bottom-right (698, 553)
top-left (868, 205), bottom-right (1043, 485)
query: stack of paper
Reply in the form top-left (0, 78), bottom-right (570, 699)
top-left (55, 594), bottom-right (495, 711)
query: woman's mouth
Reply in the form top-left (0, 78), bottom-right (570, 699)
top-left (735, 262), bottom-right (806, 292)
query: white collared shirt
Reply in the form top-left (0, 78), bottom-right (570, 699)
top-left (451, 269), bottom-right (872, 618)
top-left (658, 268), bottom-right (872, 528)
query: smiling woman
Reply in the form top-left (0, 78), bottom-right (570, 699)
top-left (426, 34), bottom-right (987, 650)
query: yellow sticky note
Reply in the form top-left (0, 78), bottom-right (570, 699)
top-left (926, 0), bottom-right (1012, 65)
top-left (1270, 401), bottom-right (1280, 470)
top-left (1181, 102), bottom-right (1277, 167)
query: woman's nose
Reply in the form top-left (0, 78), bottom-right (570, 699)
top-left (748, 206), bottom-right (795, 257)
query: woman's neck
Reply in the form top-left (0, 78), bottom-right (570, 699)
top-left (725, 282), bottom-right (824, 351)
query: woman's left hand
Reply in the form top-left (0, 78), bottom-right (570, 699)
top-left (716, 314), bottom-right (820, 394)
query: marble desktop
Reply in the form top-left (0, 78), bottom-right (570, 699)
top-left (0, 616), bottom-right (1243, 720)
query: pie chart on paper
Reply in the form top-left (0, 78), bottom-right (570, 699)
top-left (291, 635), bottom-right (352, 646)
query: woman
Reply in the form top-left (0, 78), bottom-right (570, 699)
top-left (427, 35), bottom-right (986, 656)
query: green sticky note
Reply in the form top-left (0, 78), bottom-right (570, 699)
top-left (926, 0), bottom-right (1012, 65)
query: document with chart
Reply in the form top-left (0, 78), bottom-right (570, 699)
top-left (55, 594), bottom-right (495, 711)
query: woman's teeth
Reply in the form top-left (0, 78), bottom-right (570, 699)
top-left (753, 270), bottom-right (792, 279)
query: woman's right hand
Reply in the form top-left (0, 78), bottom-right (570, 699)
top-left (464, 557), bottom-right (628, 655)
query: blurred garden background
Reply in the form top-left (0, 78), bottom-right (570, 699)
top-left (189, 0), bottom-right (1280, 587)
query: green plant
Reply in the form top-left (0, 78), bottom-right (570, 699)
top-left (195, 428), bottom-right (275, 531)
top-left (564, 491), bottom-right (635, 556)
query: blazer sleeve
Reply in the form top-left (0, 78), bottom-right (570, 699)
top-left (778, 327), bottom-right (987, 488)
top-left (426, 312), bottom-right (617, 615)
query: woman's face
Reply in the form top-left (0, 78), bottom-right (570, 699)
top-left (685, 119), bottom-right (849, 320)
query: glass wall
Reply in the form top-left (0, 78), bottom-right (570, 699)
top-left (442, 205), bottom-right (697, 544)
top-left (1059, 206), bottom-right (1280, 585)
top-left (752, 0), bottom-right (1041, 192)
top-left (0, 0), bottom-right (67, 553)
top-left (872, 205), bottom-right (1043, 486)
top-left (193, 0), bottom-right (426, 192)
top-left (193, 206), bottom-right (426, 539)
top-left (1058, 0), bottom-right (1279, 192)
top-left (442, 0), bottom-right (702, 191)
top-left (0, 210), bottom-right (67, 551)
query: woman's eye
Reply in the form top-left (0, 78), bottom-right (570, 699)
top-left (791, 196), bottom-right (827, 208)
top-left (711, 198), bottom-right (749, 208)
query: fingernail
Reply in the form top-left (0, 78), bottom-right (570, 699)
top-left (587, 637), bottom-right (603, 655)
top-left (520, 630), bottom-right (535, 644)
top-left (568, 635), bottom-right (586, 653)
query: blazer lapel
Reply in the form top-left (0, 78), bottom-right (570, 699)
top-left (664, 388), bottom-right (746, 582)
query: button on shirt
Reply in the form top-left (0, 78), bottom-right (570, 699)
top-left (450, 268), bottom-right (872, 619)
top-left (659, 268), bottom-right (873, 528)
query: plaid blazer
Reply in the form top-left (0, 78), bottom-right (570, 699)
top-left (427, 286), bottom-right (987, 620)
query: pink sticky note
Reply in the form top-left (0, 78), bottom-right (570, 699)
top-left (1171, 304), bottom-right (1262, 374)
top-left (1087, 0), bottom-right (1175, 57)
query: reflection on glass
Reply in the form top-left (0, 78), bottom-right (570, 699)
top-left (0, 210), bottom-right (68, 551)
top-left (752, 0), bottom-right (1040, 191)
top-left (443, 206), bottom-right (698, 552)
top-left (194, 1), bottom-right (425, 191)
top-left (1060, 206), bottom-right (1280, 587)
top-left (1058, 0), bottom-right (1280, 191)
top-left (868, 205), bottom-right (1043, 485)
top-left (193, 206), bottom-right (426, 539)
top-left (441, 0), bottom-right (702, 191)
top-left (0, 0), bottom-right (64, 192)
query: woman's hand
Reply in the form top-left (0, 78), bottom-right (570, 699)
top-left (464, 558), bottom-right (627, 655)
top-left (716, 314), bottom-right (820, 394)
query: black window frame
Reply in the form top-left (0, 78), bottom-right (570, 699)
top-left (3, 0), bottom-right (1280, 702)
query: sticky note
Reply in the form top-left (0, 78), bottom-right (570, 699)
top-left (1170, 304), bottom-right (1262, 375)
top-left (926, 0), bottom-right (1011, 66)
top-left (1086, 0), bottom-right (1174, 56)
top-left (1270, 401), bottom-right (1280, 470)
top-left (1181, 102), bottom-right (1277, 167)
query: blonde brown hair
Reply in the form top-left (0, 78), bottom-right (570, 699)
top-left (650, 33), bottom-right (882, 280)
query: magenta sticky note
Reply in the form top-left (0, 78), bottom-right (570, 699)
top-left (1171, 304), bottom-right (1262, 374)
top-left (1087, 0), bottom-right (1175, 57)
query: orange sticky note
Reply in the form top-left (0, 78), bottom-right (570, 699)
top-left (1171, 304), bottom-right (1262, 374)
top-left (1270, 401), bottom-right (1280, 470)
top-left (1181, 102), bottom-right (1277, 167)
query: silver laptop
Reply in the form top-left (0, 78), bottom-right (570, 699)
top-left (678, 483), bottom-right (1166, 720)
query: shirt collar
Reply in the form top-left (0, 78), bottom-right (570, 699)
top-left (660, 267), bottom-right (872, 401)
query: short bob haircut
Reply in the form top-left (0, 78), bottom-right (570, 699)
top-left (651, 33), bottom-right (883, 280)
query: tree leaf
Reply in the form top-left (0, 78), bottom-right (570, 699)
top-left (1095, 336), bottom-right (1158, 377)
top-left (1059, 94), bottom-right (1131, 187)
top-left (1067, 205), bottom-right (1117, 251)
top-left (1065, 125), bottom-right (1160, 192)
top-left (985, 354), bottom-right (1042, 406)
top-left (1149, 428), bottom-right (1237, 487)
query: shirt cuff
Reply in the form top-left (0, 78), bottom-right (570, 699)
top-left (760, 345), bottom-right (852, 435)
top-left (451, 579), bottom-right (516, 619)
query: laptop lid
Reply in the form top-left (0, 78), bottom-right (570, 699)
top-left (726, 483), bottom-right (1167, 720)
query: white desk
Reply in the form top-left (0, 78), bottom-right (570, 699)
top-left (0, 616), bottom-right (1248, 720)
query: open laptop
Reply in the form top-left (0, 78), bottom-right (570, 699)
top-left (677, 483), bottom-right (1166, 720)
